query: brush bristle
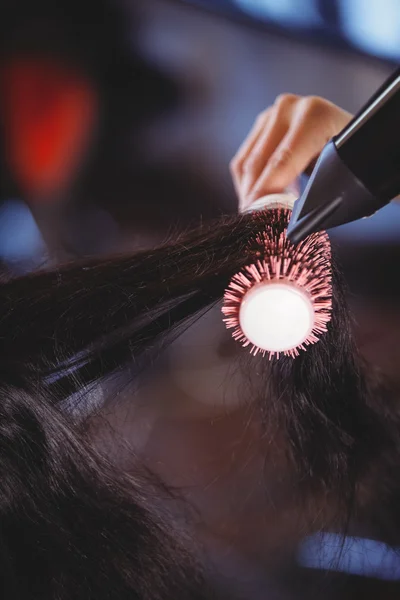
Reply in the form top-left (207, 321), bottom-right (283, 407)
top-left (222, 209), bottom-right (332, 359)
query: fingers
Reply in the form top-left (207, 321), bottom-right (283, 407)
top-left (241, 109), bottom-right (289, 201)
top-left (246, 98), bottom-right (334, 203)
top-left (231, 94), bottom-right (352, 211)
top-left (241, 94), bottom-right (298, 194)
top-left (230, 110), bottom-right (269, 199)
top-left (231, 94), bottom-right (297, 209)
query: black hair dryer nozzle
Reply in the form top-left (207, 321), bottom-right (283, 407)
top-left (287, 66), bottom-right (400, 244)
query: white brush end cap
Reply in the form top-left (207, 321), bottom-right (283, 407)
top-left (239, 281), bottom-right (315, 352)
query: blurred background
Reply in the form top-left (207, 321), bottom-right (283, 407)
top-left (0, 0), bottom-right (398, 272)
top-left (2, 1), bottom-right (400, 598)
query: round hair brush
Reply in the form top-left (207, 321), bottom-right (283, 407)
top-left (222, 194), bottom-right (332, 359)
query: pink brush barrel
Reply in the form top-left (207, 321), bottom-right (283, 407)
top-left (222, 205), bottom-right (332, 359)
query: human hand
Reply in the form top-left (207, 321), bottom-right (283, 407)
top-left (230, 94), bottom-right (352, 211)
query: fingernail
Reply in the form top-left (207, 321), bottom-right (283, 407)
top-left (239, 196), bottom-right (250, 213)
top-left (247, 186), bottom-right (264, 204)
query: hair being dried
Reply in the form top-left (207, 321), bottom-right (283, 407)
top-left (0, 210), bottom-right (397, 597)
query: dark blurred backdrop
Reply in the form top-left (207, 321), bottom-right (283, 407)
top-left (0, 0), bottom-right (397, 272)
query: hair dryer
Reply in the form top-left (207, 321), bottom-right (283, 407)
top-left (287, 66), bottom-right (400, 244)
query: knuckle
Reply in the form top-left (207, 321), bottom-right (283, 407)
top-left (230, 156), bottom-right (240, 173)
top-left (275, 93), bottom-right (297, 110)
top-left (255, 109), bottom-right (269, 126)
top-left (243, 157), bottom-right (259, 175)
top-left (255, 111), bottom-right (264, 124)
top-left (302, 95), bottom-right (329, 118)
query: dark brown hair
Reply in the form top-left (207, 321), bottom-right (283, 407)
top-left (0, 210), bottom-right (398, 598)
